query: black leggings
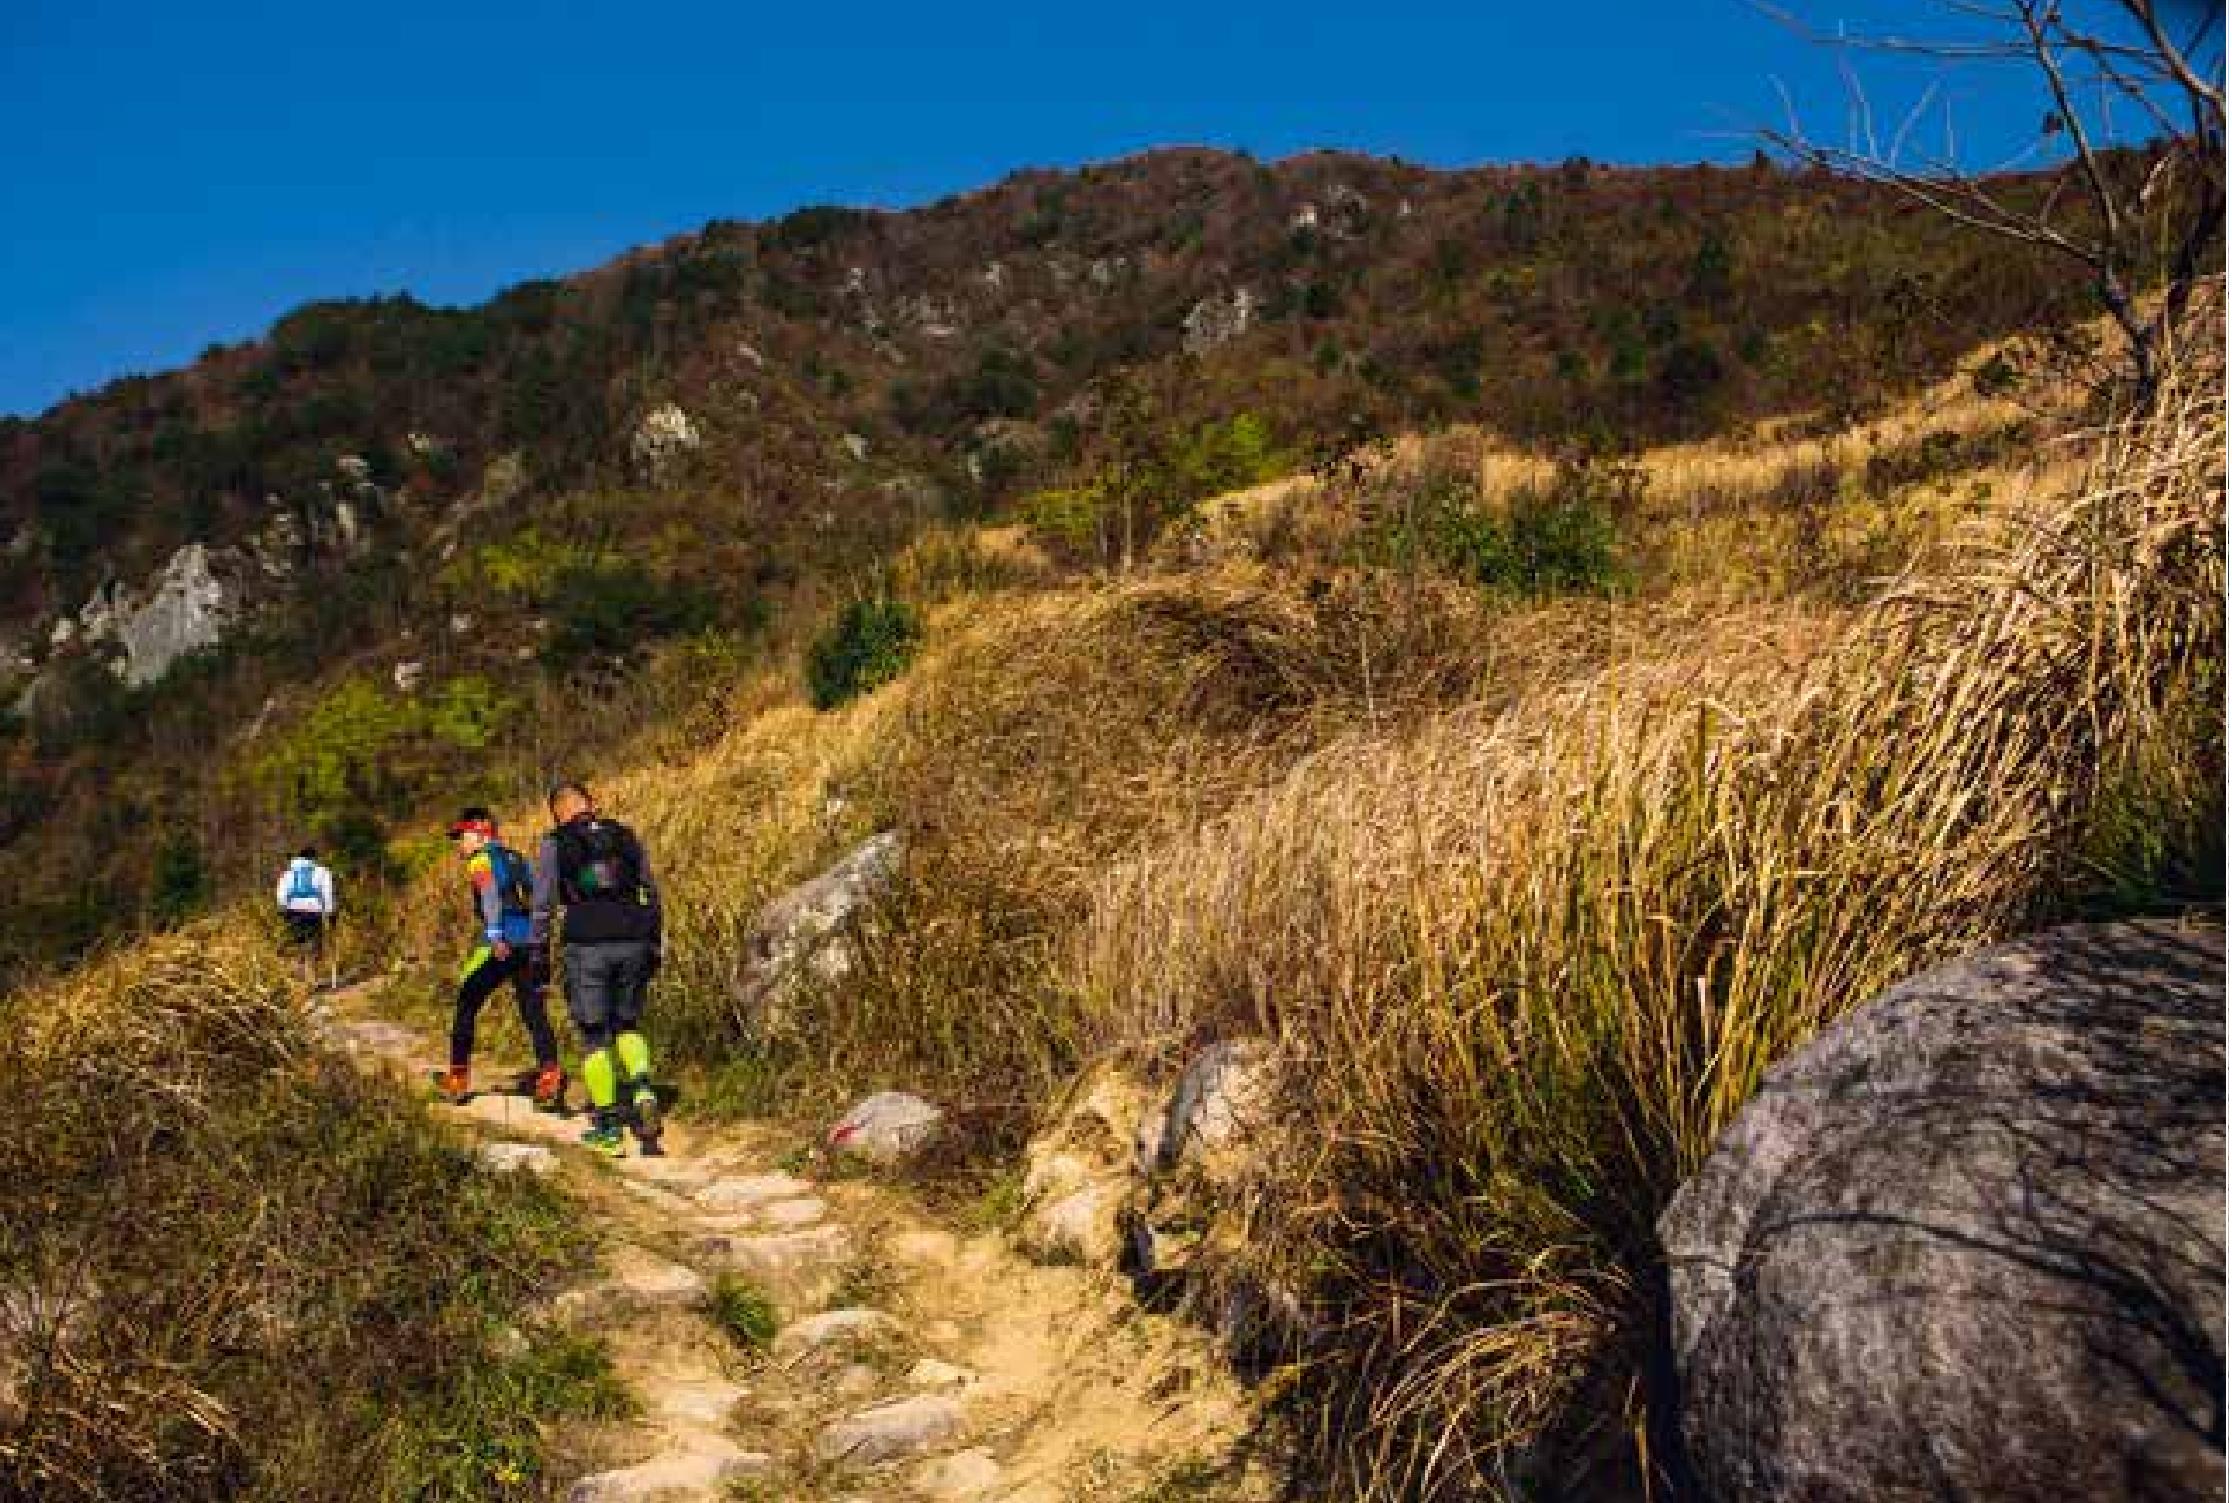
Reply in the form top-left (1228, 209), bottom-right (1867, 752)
top-left (451, 947), bottom-right (559, 1070)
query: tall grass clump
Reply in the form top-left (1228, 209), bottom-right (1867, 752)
top-left (1077, 357), bottom-right (2224, 1497)
top-left (0, 924), bottom-right (610, 1502)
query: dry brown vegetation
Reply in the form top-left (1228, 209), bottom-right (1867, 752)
top-left (0, 924), bottom-right (625, 1501)
top-left (351, 326), bottom-right (2221, 1498)
top-left (1076, 354), bottom-right (2222, 1495)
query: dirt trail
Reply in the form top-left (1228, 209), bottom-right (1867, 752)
top-left (311, 983), bottom-right (1266, 1503)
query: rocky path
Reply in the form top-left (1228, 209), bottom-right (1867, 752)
top-left (311, 986), bottom-right (1264, 1503)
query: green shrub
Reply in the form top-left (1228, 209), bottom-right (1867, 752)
top-left (1368, 456), bottom-right (1631, 599)
top-left (806, 597), bottom-right (923, 709)
top-left (541, 561), bottom-right (717, 669)
top-left (704, 1276), bottom-right (780, 1354)
top-left (147, 829), bottom-right (212, 928)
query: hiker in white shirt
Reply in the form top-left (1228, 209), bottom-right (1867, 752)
top-left (276, 847), bottom-right (337, 988)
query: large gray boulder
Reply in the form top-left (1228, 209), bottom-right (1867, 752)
top-left (1660, 920), bottom-right (2225, 1502)
top-left (827, 1090), bottom-right (944, 1164)
top-left (731, 830), bottom-right (903, 1034)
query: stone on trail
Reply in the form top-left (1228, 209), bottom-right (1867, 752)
top-left (1661, 920), bottom-right (2225, 1503)
top-left (475, 1141), bottom-right (557, 1177)
top-left (754, 1195), bottom-right (828, 1228)
top-left (619, 1153), bottom-right (716, 1192)
top-left (913, 1448), bottom-right (1003, 1499)
top-left (565, 1439), bottom-right (771, 1502)
top-left (695, 1173), bottom-right (811, 1211)
top-left (827, 1090), bottom-right (945, 1164)
top-left (906, 1357), bottom-right (976, 1390)
top-left (775, 1307), bottom-right (903, 1354)
top-left (688, 1224), bottom-right (852, 1307)
top-left (552, 1244), bottom-right (708, 1322)
top-left (815, 1393), bottom-right (966, 1467)
top-left (1142, 1039), bottom-right (1276, 1176)
top-left (643, 1373), bottom-right (751, 1429)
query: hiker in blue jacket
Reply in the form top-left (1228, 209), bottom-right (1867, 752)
top-left (429, 807), bottom-right (566, 1110)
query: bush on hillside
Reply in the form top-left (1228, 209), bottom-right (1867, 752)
top-left (541, 560), bottom-right (718, 669)
top-left (806, 597), bottom-right (923, 710)
top-left (1364, 453), bottom-right (1634, 598)
top-left (0, 930), bottom-right (618, 1501)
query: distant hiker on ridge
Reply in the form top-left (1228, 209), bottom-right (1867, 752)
top-left (274, 846), bottom-right (336, 989)
top-left (532, 781), bottom-right (665, 1157)
top-left (429, 807), bottom-right (566, 1112)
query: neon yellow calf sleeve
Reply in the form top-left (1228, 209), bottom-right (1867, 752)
top-left (582, 1048), bottom-right (618, 1109)
top-left (615, 1031), bottom-right (652, 1084)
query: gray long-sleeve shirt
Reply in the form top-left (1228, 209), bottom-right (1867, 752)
top-left (528, 818), bottom-right (662, 948)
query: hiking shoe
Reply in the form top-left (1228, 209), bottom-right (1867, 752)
top-left (532, 1066), bottom-right (567, 1113)
top-left (580, 1122), bottom-right (626, 1158)
top-left (629, 1085), bottom-right (663, 1148)
top-left (427, 1067), bottom-right (471, 1105)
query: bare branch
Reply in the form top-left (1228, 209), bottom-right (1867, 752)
top-left (1757, 0), bottom-right (2224, 403)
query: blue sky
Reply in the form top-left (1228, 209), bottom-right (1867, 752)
top-left (0, 1), bottom-right (2203, 415)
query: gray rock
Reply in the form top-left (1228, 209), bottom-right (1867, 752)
top-left (732, 831), bottom-right (904, 1034)
top-left (565, 1441), bottom-right (771, 1501)
top-left (475, 1141), bottom-right (557, 1177)
top-left (1182, 287), bottom-right (1256, 353)
top-left (551, 1245), bottom-right (708, 1323)
top-left (1660, 920), bottom-right (2225, 1502)
top-left (630, 402), bottom-right (701, 483)
top-left (87, 543), bottom-right (236, 688)
top-left (828, 1090), bottom-right (944, 1164)
top-left (815, 1393), bottom-right (966, 1467)
top-left (689, 1224), bottom-right (852, 1308)
top-left (1016, 1066), bottom-right (1153, 1266)
top-left (1142, 1039), bottom-right (1276, 1176)
top-left (776, 1307), bottom-right (903, 1354)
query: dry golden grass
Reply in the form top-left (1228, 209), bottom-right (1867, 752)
top-left (0, 920), bottom-right (608, 1502)
top-left (1200, 343), bottom-right (2074, 606)
top-left (359, 325), bottom-right (2216, 1498)
top-left (1074, 352), bottom-right (2224, 1497)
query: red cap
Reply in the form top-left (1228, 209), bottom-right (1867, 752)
top-left (446, 808), bottom-right (498, 840)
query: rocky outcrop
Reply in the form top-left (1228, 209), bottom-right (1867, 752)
top-left (630, 402), bottom-right (702, 482)
top-left (1183, 288), bottom-right (1257, 353)
top-left (730, 831), bottom-right (904, 1034)
top-left (82, 542), bottom-right (236, 687)
top-left (1016, 1067), bottom-right (1156, 1265)
top-left (1660, 920), bottom-right (2225, 1502)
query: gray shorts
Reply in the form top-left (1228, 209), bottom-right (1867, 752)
top-left (563, 940), bottom-right (651, 1041)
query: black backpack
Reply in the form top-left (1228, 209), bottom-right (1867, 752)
top-left (554, 819), bottom-right (646, 907)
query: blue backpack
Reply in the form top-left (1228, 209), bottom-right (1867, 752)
top-left (285, 863), bottom-right (322, 907)
top-left (484, 844), bottom-right (534, 943)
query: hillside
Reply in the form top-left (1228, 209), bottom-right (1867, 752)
top-left (0, 146), bottom-right (2104, 981)
top-left (0, 125), bottom-right (2220, 1500)
top-left (12, 318), bottom-right (2209, 1500)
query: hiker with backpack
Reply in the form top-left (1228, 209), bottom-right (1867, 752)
top-left (430, 807), bottom-right (566, 1111)
top-left (530, 780), bottom-right (664, 1157)
top-left (275, 846), bottom-right (337, 988)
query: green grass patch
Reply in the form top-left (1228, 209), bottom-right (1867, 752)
top-left (705, 1276), bottom-right (781, 1354)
